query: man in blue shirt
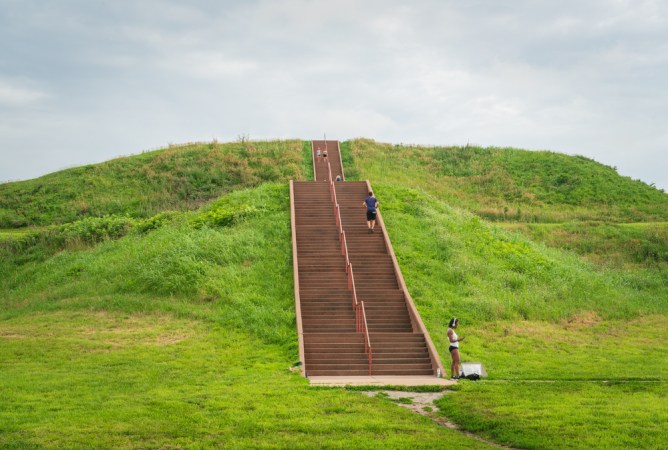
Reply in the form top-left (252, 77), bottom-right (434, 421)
top-left (363, 191), bottom-right (378, 233)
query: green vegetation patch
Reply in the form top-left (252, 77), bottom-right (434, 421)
top-left (501, 222), bottom-right (668, 268)
top-left (463, 315), bottom-right (668, 381)
top-left (0, 311), bottom-right (492, 449)
top-left (0, 228), bottom-right (42, 241)
top-left (0, 183), bottom-right (296, 348)
top-left (374, 183), bottom-right (668, 327)
top-left (437, 381), bottom-right (667, 449)
top-left (348, 139), bottom-right (668, 223)
top-left (0, 140), bottom-right (306, 228)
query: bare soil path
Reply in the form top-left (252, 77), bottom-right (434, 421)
top-left (361, 390), bottom-right (522, 450)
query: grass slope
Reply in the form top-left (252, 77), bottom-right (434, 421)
top-left (373, 184), bottom-right (667, 323)
top-left (340, 139), bottom-right (667, 448)
top-left (500, 221), bottom-right (668, 269)
top-left (0, 140), bottom-right (306, 228)
top-left (0, 182), bottom-right (490, 449)
top-left (2, 139), bottom-right (667, 448)
top-left (344, 138), bottom-right (668, 223)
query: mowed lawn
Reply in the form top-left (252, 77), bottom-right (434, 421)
top-left (0, 310), bottom-right (491, 449)
top-left (438, 380), bottom-right (666, 449)
top-left (431, 315), bottom-right (668, 449)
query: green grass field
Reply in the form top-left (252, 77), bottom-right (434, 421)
top-left (2, 311), bottom-right (492, 449)
top-left (500, 221), bottom-right (668, 269)
top-left (1, 139), bottom-right (667, 448)
top-left (438, 381), bottom-right (666, 449)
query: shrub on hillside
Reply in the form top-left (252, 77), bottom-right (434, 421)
top-left (191, 205), bottom-right (259, 229)
top-left (134, 211), bottom-right (179, 233)
top-left (56, 216), bottom-right (135, 245)
top-left (0, 216), bottom-right (136, 266)
top-left (0, 210), bottom-right (29, 228)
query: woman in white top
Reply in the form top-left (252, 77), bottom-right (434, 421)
top-left (447, 317), bottom-right (465, 379)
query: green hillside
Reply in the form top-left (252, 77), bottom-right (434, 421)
top-left (343, 139), bottom-right (668, 223)
top-left (0, 140), bottom-right (309, 228)
top-left (342, 139), bottom-right (668, 270)
top-left (0, 183), bottom-right (489, 448)
top-left (1, 140), bottom-right (667, 449)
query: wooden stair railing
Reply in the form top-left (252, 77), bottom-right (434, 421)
top-left (328, 160), bottom-right (373, 375)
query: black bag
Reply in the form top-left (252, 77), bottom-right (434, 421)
top-left (463, 373), bottom-right (480, 381)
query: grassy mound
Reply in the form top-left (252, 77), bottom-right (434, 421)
top-left (343, 139), bottom-right (668, 223)
top-left (0, 182), bottom-right (494, 448)
top-left (2, 139), bottom-right (667, 448)
top-left (1, 183), bottom-right (295, 345)
top-left (0, 140), bottom-right (307, 228)
top-left (374, 184), bottom-right (667, 324)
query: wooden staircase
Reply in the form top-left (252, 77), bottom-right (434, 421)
top-left (291, 140), bottom-right (443, 377)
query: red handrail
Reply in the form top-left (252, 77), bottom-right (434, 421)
top-left (331, 185), bottom-right (340, 221)
top-left (334, 204), bottom-right (339, 228)
top-left (325, 161), bottom-right (373, 376)
top-left (350, 264), bottom-right (358, 310)
top-left (343, 231), bottom-right (350, 267)
top-left (359, 302), bottom-right (372, 375)
top-left (336, 206), bottom-right (343, 235)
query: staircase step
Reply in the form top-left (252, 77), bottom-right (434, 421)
top-left (293, 146), bottom-right (438, 378)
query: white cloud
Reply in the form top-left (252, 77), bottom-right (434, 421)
top-left (0, 79), bottom-right (48, 106)
top-left (161, 51), bottom-right (258, 79)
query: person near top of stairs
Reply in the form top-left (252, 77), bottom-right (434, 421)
top-left (363, 191), bottom-right (379, 233)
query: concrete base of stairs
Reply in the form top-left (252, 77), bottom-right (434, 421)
top-left (308, 375), bottom-right (456, 387)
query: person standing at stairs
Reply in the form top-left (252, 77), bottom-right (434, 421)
top-left (447, 318), bottom-right (465, 379)
top-left (363, 191), bottom-right (378, 233)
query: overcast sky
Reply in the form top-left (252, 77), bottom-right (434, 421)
top-left (1, 0), bottom-right (667, 190)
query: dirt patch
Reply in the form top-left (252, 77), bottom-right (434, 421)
top-left (156, 333), bottom-right (189, 345)
top-left (1, 311), bottom-right (196, 351)
top-left (0, 333), bottom-right (26, 339)
top-left (362, 390), bottom-right (519, 449)
top-left (363, 390), bottom-right (446, 415)
top-left (560, 310), bottom-right (602, 330)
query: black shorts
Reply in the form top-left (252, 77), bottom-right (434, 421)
top-left (366, 210), bottom-right (377, 221)
top-left (449, 346), bottom-right (459, 352)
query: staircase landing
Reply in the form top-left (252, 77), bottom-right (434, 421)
top-left (309, 376), bottom-right (455, 387)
